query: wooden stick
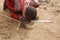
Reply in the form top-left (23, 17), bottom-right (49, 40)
top-left (0, 14), bottom-right (19, 22)
top-left (31, 20), bottom-right (52, 23)
top-left (17, 22), bottom-right (21, 30)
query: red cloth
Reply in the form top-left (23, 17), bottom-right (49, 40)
top-left (10, 12), bottom-right (20, 20)
top-left (6, 0), bottom-right (21, 20)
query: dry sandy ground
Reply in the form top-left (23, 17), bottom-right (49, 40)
top-left (0, 0), bottom-right (60, 40)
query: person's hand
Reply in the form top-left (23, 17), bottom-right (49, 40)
top-left (30, 0), bottom-right (39, 8)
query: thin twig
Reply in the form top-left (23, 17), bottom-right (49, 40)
top-left (17, 22), bottom-right (21, 30)
top-left (0, 14), bottom-right (19, 22)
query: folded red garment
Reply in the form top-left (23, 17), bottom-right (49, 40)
top-left (6, 0), bottom-right (21, 20)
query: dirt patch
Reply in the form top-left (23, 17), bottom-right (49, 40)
top-left (0, 0), bottom-right (60, 40)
